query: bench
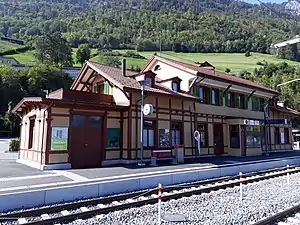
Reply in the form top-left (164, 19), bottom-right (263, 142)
top-left (150, 149), bottom-right (173, 166)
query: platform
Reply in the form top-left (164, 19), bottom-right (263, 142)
top-left (1, 151), bottom-right (300, 212)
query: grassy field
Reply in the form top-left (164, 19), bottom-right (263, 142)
top-left (3, 48), bottom-right (300, 74)
top-left (0, 40), bottom-right (23, 54)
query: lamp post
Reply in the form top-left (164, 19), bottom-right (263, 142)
top-left (138, 81), bottom-right (146, 166)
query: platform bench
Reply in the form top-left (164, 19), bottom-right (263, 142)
top-left (151, 149), bottom-right (173, 166)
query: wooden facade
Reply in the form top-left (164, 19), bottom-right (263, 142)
top-left (13, 57), bottom-right (300, 170)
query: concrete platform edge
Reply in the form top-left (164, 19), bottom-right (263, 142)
top-left (1, 156), bottom-right (300, 212)
top-left (16, 159), bottom-right (72, 170)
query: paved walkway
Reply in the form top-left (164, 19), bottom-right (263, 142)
top-left (0, 151), bottom-right (299, 195)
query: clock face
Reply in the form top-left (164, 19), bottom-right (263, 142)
top-left (143, 104), bottom-right (153, 115)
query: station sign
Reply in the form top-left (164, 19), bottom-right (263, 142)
top-left (243, 119), bottom-right (260, 126)
top-left (264, 119), bottom-right (289, 125)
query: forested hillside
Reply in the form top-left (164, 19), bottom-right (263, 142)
top-left (0, 0), bottom-right (298, 53)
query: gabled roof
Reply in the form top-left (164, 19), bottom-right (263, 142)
top-left (144, 55), bottom-right (278, 95)
top-left (71, 61), bottom-right (197, 100)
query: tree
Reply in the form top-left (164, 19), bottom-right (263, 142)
top-left (245, 51), bottom-right (251, 57)
top-left (76, 44), bottom-right (91, 65)
top-left (225, 68), bottom-right (231, 73)
top-left (98, 54), bottom-right (121, 67)
top-left (34, 33), bottom-right (73, 67)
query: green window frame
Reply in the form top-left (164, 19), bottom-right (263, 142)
top-left (93, 85), bottom-right (98, 93)
top-left (103, 81), bottom-right (110, 95)
top-left (252, 96), bottom-right (259, 111)
top-left (235, 93), bottom-right (240, 108)
top-left (219, 90), bottom-right (223, 106)
top-left (244, 95), bottom-right (249, 109)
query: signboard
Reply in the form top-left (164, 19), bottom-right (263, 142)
top-left (244, 119), bottom-right (261, 126)
top-left (264, 119), bottom-right (289, 125)
top-left (51, 127), bottom-right (68, 150)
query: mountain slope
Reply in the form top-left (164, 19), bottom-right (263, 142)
top-left (0, 0), bottom-right (298, 54)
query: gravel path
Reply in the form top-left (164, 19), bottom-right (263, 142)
top-left (67, 173), bottom-right (300, 225)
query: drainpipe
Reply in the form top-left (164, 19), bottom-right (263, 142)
top-left (40, 103), bottom-right (53, 166)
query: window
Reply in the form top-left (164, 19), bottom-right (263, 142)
top-left (172, 82), bottom-right (178, 92)
top-left (230, 125), bottom-right (240, 148)
top-left (219, 90), bottom-right (223, 106)
top-left (196, 87), bottom-right (205, 103)
top-left (28, 118), bottom-right (35, 149)
top-left (72, 115), bottom-right (85, 127)
top-left (93, 84), bottom-right (98, 93)
top-left (211, 89), bottom-right (217, 105)
top-left (246, 126), bottom-right (261, 148)
top-left (225, 92), bottom-right (234, 107)
top-left (107, 128), bottom-right (120, 148)
top-left (103, 81), bottom-right (110, 94)
top-left (143, 121), bottom-right (155, 147)
top-left (197, 123), bottom-right (207, 147)
top-left (159, 129), bottom-right (170, 147)
top-left (89, 116), bottom-right (102, 128)
top-left (274, 127), bottom-right (280, 144)
top-left (259, 98), bottom-right (265, 112)
top-left (235, 94), bottom-right (241, 108)
top-left (171, 122), bottom-right (182, 146)
top-left (145, 77), bottom-right (152, 87)
top-left (284, 128), bottom-right (290, 144)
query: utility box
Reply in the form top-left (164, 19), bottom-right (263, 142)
top-left (173, 145), bottom-right (184, 164)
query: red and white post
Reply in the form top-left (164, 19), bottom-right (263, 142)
top-left (158, 183), bottom-right (162, 225)
top-left (287, 164), bottom-right (290, 185)
top-left (239, 172), bottom-right (243, 201)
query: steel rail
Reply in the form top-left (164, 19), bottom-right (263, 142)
top-left (0, 166), bottom-right (298, 225)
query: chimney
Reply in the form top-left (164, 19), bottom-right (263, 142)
top-left (122, 58), bottom-right (126, 77)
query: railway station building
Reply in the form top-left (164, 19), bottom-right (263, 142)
top-left (12, 56), bottom-right (300, 170)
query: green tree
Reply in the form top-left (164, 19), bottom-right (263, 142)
top-left (34, 33), bottom-right (73, 67)
top-left (76, 44), bottom-right (91, 65)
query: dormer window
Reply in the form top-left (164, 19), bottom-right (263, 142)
top-left (172, 82), bottom-right (179, 92)
top-left (145, 77), bottom-right (152, 87)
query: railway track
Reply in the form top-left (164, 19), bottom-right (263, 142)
top-left (0, 166), bottom-right (299, 225)
top-left (252, 202), bottom-right (300, 225)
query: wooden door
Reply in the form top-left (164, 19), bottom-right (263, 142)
top-left (70, 114), bottom-right (103, 169)
top-left (213, 124), bottom-right (224, 155)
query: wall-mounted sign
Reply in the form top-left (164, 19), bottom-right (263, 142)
top-left (265, 119), bottom-right (289, 125)
top-left (244, 119), bottom-right (261, 126)
top-left (51, 127), bottom-right (68, 150)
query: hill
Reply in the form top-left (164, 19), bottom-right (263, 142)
top-left (5, 48), bottom-right (300, 75)
top-left (0, 0), bottom-right (298, 55)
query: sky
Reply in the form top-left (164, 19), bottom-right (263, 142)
top-left (243, 0), bottom-right (288, 3)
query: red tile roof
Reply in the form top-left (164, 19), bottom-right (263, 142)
top-left (151, 55), bottom-right (278, 94)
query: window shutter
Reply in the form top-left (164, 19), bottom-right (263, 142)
top-left (219, 90), bottom-right (223, 106)
top-left (252, 96), bottom-right (256, 111)
top-left (244, 95), bottom-right (248, 109)
top-left (225, 92), bottom-right (229, 106)
top-left (196, 87), bottom-right (200, 97)
top-left (209, 88), bottom-right (212, 104)
top-left (235, 93), bottom-right (239, 108)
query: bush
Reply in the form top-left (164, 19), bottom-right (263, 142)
top-left (245, 51), bottom-right (251, 57)
top-left (9, 138), bottom-right (20, 152)
top-left (123, 51), bottom-right (146, 59)
top-left (225, 68), bottom-right (231, 73)
top-left (256, 61), bottom-right (264, 66)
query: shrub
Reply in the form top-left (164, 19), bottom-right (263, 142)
top-left (245, 51), bottom-right (251, 57)
top-left (9, 138), bottom-right (20, 152)
top-left (256, 61), bottom-right (264, 66)
top-left (225, 68), bottom-right (231, 73)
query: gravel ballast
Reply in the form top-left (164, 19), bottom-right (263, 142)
top-left (67, 172), bottom-right (300, 225)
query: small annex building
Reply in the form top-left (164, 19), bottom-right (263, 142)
top-left (13, 56), bottom-right (300, 170)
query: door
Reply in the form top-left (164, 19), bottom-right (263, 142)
top-left (241, 125), bottom-right (247, 156)
top-left (213, 124), bottom-right (224, 155)
top-left (70, 114), bottom-right (103, 169)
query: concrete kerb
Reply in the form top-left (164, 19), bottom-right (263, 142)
top-left (1, 156), bottom-right (300, 212)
